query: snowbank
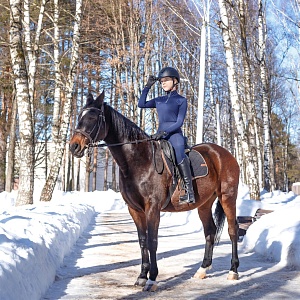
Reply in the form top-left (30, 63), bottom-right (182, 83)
top-left (0, 200), bottom-right (95, 300)
top-left (0, 186), bottom-right (300, 300)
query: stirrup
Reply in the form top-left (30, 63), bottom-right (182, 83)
top-left (179, 189), bottom-right (195, 204)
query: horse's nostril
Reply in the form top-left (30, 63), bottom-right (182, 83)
top-left (70, 143), bottom-right (79, 153)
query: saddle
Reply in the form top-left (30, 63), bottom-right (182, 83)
top-left (159, 140), bottom-right (208, 209)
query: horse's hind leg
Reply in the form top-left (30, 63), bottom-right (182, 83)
top-left (221, 194), bottom-right (239, 280)
top-left (194, 207), bottom-right (216, 279)
top-left (227, 218), bottom-right (239, 280)
top-left (128, 207), bottom-right (150, 286)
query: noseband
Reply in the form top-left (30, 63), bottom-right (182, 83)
top-left (74, 104), bottom-right (106, 147)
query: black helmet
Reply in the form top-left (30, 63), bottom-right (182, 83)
top-left (157, 67), bottom-right (180, 83)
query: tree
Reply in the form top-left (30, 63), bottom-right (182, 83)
top-left (0, 12), bottom-right (15, 192)
top-left (258, 0), bottom-right (275, 192)
top-left (9, 0), bottom-right (34, 205)
top-left (40, 0), bottom-right (83, 201)
top-left (217, 0), bottom-right (259, 199)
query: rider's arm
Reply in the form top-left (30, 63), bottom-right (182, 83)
top-left (138, 87), bottom-right (156, 108)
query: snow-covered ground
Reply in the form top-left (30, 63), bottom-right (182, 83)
top-left (0, 185), bottom-right (299, 300)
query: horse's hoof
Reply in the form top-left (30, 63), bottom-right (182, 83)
top-left (135, 277), bottom-right (147, 286)
top-left (194, 271), bottom-right (206, 279)
top-left (227, 270), bottom-right (239, 280)
top-left (143, 279), bottom-right (158, 292)
top-left (193, 265), bottom-right (212, 279)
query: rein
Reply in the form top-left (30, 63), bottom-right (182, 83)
top-left (87, 137), bottom-right (153, 149)
top-left (87, 138), bottom-right (163, 174)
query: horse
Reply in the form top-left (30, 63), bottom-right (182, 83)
top-left (69, 91), bottom-right (240, 292)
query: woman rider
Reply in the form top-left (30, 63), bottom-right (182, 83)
top-left (138, 67), bottom-right (195, 204)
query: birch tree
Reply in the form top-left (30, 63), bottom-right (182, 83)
top-left (9, 0), bottom-right (34, 205)
top-left (258, 0), bottom-right (275, 192)
top-left (5, 93), bottom-right (17, 192)
top-left (51, 0), bottom-right (62, 162)
top-left (237, 0), bottom-right (260, 198)
top-left (40, 0), bottom-right (83, 201)
top-left (0, 51), bottom-right (14, 192)
top-left (23, 0), bottom-right (46, 115)
top-left (218, 0), bottom-right (260, 199)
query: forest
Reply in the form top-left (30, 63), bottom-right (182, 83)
top-left (0, 0), bottom-right (299, 205)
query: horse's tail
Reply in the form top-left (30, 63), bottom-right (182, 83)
top-left (213, 200), bottom-right (226, 245)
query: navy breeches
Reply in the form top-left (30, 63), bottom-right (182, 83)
top-left (167, 132), bottom-right (186, 164)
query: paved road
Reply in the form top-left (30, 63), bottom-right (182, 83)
top-left (43, 211), bottom-right (300, 299)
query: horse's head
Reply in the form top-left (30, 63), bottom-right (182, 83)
top-left (69, 91), bottom-right (107, 158)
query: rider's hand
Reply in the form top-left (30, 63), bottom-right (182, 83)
top-left (145, 75), bottom-right (158, 88)
top-left (151, 131), bottom-right (168, 140)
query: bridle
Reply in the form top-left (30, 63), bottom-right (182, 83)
top-left (74, 103), bottom-right (152, 149)
top-left (74, 104), bottom-right (106, 148)
top-left (74, 103), bottom-right (163, 173)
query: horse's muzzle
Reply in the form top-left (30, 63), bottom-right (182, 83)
top-left (69, 142), bottom-right (85, 158)
top-left (69, 133), bottom-right (88, 158)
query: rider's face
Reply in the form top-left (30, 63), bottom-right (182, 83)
top-left (160, 77), bottom-right (177, 92)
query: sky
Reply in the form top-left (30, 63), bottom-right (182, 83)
top-left (0, 185), bottom-right (300, 300)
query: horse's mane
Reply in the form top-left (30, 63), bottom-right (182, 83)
top-left (106, 103), bottom-right (149, 141)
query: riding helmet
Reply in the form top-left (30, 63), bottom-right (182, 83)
top-left (157, 67), bottom-right (180, 83)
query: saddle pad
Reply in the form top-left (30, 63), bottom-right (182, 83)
top-left (188, 150), bottom-right (208, 178)
top-left (162, 145), bottom-right (208, 179)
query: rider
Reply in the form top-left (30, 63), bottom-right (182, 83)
top-left (138, 67), bottom-right (195, 204)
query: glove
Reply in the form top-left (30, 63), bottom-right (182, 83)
top-left (151, 131), bottom-right (168, 140)
top-left (145, 75), bottom-right (158, 88)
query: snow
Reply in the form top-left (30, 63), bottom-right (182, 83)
top-left (0, 185), bottom-right (299, 300)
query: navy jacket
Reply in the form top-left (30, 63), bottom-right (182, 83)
top-left (138, 87), bottom-right (187, 134)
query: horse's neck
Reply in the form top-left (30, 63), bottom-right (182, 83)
top-left (108, 146), bottom-right (130, 177)
top-left (104, 109), bottom-right (142, 177)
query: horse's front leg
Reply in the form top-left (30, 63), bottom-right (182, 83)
top-left (139, 204), bottom-right (160, 292)
top-left (128, 207), bottom-right (150, 287)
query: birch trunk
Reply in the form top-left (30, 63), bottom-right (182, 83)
top-left (0, 119), bottom-right (6, 191)
top-left (92, 148), bottom-right (98, 191)
top-left (40, 0), bottom-right (83, 201)
top-left (76, 159), bottom-right (81, 191)
top-left (5, 94), bottom-right (17, 192)
top-left (218, 0), bottom-right (260, 199)
top-left (258, 0), bottom-right (275, 192)
top-left (196, 21), bottom-right (206, 144)
top-left (215, 98), bottom-right (221, 145)
top-left (206, 1), bottom-right (219, 144)
top-left (10, 0), bottom-right (34, 205)
top-left (103, 149), bottom-right (109, 191)
top-left (112, 159), bottom-right (117, 191)
top-left (238, 0), bottom-right (260, 199)
top-left (51, 0), bottom-right (62, 163)
top-left (23, 0), bottom-right (46, 116)
top-left (139, 0), bottom-right (153, 129)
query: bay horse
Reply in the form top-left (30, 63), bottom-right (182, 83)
top-left (69, 91), bottom-right (240, 291)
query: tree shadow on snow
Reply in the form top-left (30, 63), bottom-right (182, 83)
top-left (43, 212), bottom-right (300, 300)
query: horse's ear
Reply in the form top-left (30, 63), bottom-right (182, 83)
top-left (95, 90), bottom-right (105, 107)
top-left (86, 93), bottom-right (94, 105)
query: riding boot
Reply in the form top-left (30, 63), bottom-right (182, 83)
top-left (177, 157), bottom-right (195, 204)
